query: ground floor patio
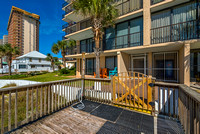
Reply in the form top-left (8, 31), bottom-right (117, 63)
top-left (12, 100), bottom-right (184, 134)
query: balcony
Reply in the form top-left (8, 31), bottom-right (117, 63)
top-left (104, 32), bottom-right (143, 50)
top-left (0, 75), bottom-right (199, 133)
top-left (151, 20), bottom-right (199, 44)
top-left (64, 19), bottom-right (93, 40)
top-left (62, 2), bottom-right (68, 8)
top-left (62, 0), bottom-right (143, 23)
top-left (116, 0), bottom-right (143, 16)
top-left (151, 0), bottom-right (164, 5)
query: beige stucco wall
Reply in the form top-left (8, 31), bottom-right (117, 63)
top-left (143, 0), bottom-right (151, 46)
top-left (117, 52), bottom-right (130, 74)
top-left (179, 43), bottom-right (190, 86)
top-left (23, 16), bottom-right (37, 54)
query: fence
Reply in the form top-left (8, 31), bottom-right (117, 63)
top-left (155, 82), bottom-right (200, 134)
top-left (0, 79), bottom-right (82, 134)
top-left (0, 76), bottom-right (200, 134)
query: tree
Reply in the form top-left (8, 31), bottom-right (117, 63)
top-left (73, 0), bottom-right (118, 78)
top-left (46, 53), bottom-right (58, 72)
top-left (0, 45), bottom-right (5, 69)
top-left (3, 44), bottom-right (20, 75)
top-left (51, 40), bottom-right (76, 68)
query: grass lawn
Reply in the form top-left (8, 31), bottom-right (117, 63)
top-left (21, 72), bottom-right (72, 82)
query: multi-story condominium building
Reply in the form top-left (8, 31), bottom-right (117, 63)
top-left (62, 0), bottom-right (200, 86)
top-left (0, 39), bottom-right (3, 45)
top-left (7, 6), bottom-right (40, 55)
top-left (3, 35), bottom-right (8, 44)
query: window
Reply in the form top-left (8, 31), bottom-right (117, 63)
top-left (31, 65), bottom-right (36, 68)
top-left (151, 2), bottom-right (198, 44)
top-left (105, 56), bottom-right (117, 73)
top-left (153, 52), bottom-right (178, 82)
top-left (19, 65), bottom-right (26, 69)
top-left (39, 59), bottom-right (41, 62)
top-left (105, 27), bottom-right (115, 50)
top-left (80, 38), bottom-right (94, 53)
top-left (86, 58), bottom-right (96, 75)
top-left (116, 22), bottom-right (128, 48)
top-left (105, 17), bottom-right (143, 50)
top-left (29, 58), bottom-right (32, 62)
top-left (190, 50), bottom-right (200, 82)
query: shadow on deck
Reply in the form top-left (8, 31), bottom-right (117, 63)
top-left (12, 100), bottom-right (184, 134)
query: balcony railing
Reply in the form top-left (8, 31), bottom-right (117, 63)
top-left (151, 0), bottom-right (164, 5)
top-left (115, 0), bottom-right (143, 16)
top-left (62, 21), bottom-right (76, 30)
top-left (62, 4), bottom-right (74, 19)
top-left (151, 20), bottom-right (199, 44)
top-left (104, 32), bottom-right (143, 50)
top-left (65, 24), bottom-right (77, 35)
top-left (65, 19), bottom-right (92, 35)
top-left (62, 2), bottom-right (68, 8)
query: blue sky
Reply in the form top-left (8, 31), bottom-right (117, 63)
top-left (0, 0), bottom-right (65, 58)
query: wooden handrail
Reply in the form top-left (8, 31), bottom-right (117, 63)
top-left (0, 78), bottom-right (81, 93)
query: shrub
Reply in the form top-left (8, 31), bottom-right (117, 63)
top-left (59, 68), bottom-right (70, 75)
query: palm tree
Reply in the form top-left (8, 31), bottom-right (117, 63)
top-left (73, 0), bottom-right (118, 78)
top-left (0, 45), bottom-right (5, 69)
top-left (51, 40), bottom-right (76, 68)
top-left (46, 53), bottom-right (58, 72)
top-left (3, 44), bottom-right (20, 75)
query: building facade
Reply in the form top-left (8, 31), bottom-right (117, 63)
top-left (3, 35), bottom-right (8, 44)
top-left (7, 6), bottom-right (40, 55)
top-left (11, 51), bottom-right (52, 73)
top-left (62, 0), bottom-right (200, 85)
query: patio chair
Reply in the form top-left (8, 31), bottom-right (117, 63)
top-left (94, 69), bottom-right (103, 78)
top-left (109, 67), bottom-right (118, 79)
top-left (102, 68), bottom-right (108, 78)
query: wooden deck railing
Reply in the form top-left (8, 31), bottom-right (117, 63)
top-left (0, 78), bottom-right (82, 134)
top-left (84, 78), bottom-right (112, 104)
top-left (1, 77), bottom-right (199, 134)
top-left (155, 82), bottom-right (200, 134)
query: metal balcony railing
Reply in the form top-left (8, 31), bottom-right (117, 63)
top-left (115, 0), bottom-right (143, 16)
top-left (62, 2), bottom-right (68, 8)
top-left (65, 19), bottom-right (92, 35)
top-left (62, 4), bottom-right (74, 18)
top-left (104, 32), bottom-right (143, 50)
top-left (151, 0), bottom-right (164, 5)
top-left (62, 22), bottom-right (76, 30)
top-left (151, 20), bottom-right (199, 44)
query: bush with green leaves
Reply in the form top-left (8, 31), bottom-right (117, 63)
top-left (59, 67), bottom-right (76, 76)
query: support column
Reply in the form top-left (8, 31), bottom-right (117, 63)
top-left (143, 0), bottom-right (151, 45)
top-left (76, 59), bottom-right (81, 77)
top-left (117, 51), bottom-right (130, 74)
top-left (148, 52), bottom-right (153, 77)
top-left (179, 43), bottom-right (190, 86)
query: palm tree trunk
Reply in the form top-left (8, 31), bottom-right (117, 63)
top-left (62, 54), bottom-right (66, 68)
top-left (8, 57), bottom-right (12, 76)
top-left (95, 38), bottom-right (100, 78)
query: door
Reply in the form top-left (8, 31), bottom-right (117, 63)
top-left (132, 57), bottom-right (146, 74)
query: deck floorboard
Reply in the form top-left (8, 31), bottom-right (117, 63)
top-left (11, 100), bottom-right (184, 134)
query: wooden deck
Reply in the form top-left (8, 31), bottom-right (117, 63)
top-left (12, 107), bottom-right (106, 134)
top-left (11, 100), bottom-right (184, 134)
